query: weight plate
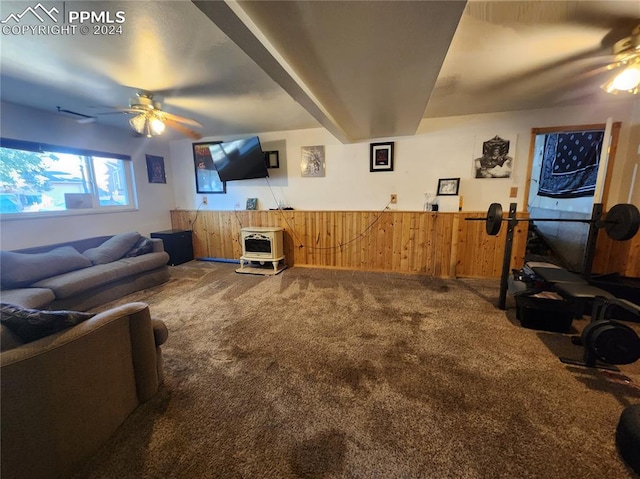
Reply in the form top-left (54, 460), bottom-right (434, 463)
top-left (605, 204), bottom-right (640, 241)
top-left (582, 319), bottom-right (613, 347)
top-left (486, 203), bottom-right (503, 236)
top-left (591, 321), bottom-right (640, 365)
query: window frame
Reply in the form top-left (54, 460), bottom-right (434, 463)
top-left (0, 138), bottom-right (138, 220)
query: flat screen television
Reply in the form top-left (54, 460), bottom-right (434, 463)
top-left (209, 136), bottom-right (269, 182)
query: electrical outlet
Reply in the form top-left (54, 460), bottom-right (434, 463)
top-left (390, 194), bottom-right (397, 204)
top-left (202, 196), bottom-right (208, 205)
top-left (510, 187), bottom-right (518, 198)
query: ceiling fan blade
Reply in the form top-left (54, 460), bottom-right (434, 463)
top-left (164, 118), bottom-right (202, 140)
top-left (155, 83), bottom-right (217, 99)
top-left (160, 111), bottom-right (202, 127)
top-left (89, 105), bottom-right (132, 111)
top-left (89, 106), bottom-right (145, 116)
top-left (473, 45), bottom-right (607, 95)
top-left (552, 53), bottom-right (637, 91)
top-left (96, 110), bottom-right (138, 116)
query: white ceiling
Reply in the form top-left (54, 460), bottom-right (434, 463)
top-left (1, 1), bottom-right (638, 143)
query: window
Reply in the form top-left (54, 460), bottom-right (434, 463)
top-left (0, 138), bottom-right (136, 217)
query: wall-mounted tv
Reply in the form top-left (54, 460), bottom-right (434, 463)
top-left (209, 136), bottom-right (269, 182)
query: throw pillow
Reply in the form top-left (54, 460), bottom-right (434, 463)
top-left (0, 246), bottom-right (92, 289)
top-left (1, 323), bottom-right (24, 352)
top-left (83, 232), bottom-right (141, 265)
top-left (125, 237), bottom-right (154, 257)
top-left (0, 303), bottom-right (95, 343)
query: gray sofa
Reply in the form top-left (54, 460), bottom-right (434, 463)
top-left (1, 301), bottom-right (168, 479)
top-left (0, 232), bottom-right (170, 311)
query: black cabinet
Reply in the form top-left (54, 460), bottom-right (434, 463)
top-left (150, 230), bottom-right (194, 266)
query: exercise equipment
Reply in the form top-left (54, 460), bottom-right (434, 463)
top-left (561, 319), bottom-right (640, 370)
top-left (523, 260), bottom-right (640, 369)
top-left (466, 202), bottom-right (640, 309)
top-left (471, 202), bottom-right (639, 240)
top-left (617, 404), bottom-right (640, 475)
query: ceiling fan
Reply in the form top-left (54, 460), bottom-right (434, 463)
top-left (464, 15), bottom-right (640, 104)
top-left (596, 23), bottom-right (640, 94)
top-left (535, 22), bottom-right (640, 97)
top-left (99, 90), bottom-right (203, 140)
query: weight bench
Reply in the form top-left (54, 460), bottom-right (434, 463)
top-left (526, 262), bottom-right (615, 318)
top-left (524, 262), bottom-right (640, 369)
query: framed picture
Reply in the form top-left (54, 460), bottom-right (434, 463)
top-left (301, 145), bottom-right (325, 177)
top-left (265, 151), bottom-right (279, 169)
top-left (146, 155), bottom-right (166, 184)
top-left (246, 198), bottom-right (258, 210)
top-left (192, 142), bottom-right (226, 194)
top-left (370, 142), bottom-right (394, 172)
top-left (437, 177), bottom-right (460, 196)
top-left (473, 134), bottom-right (516, 179)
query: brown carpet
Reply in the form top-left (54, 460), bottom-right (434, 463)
top-left (72, 261), bottom-right (640, 478)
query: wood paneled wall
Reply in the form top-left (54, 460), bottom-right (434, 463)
top-left (593, 231), bottom-right (640, 278)
top-left (170, 210), bottom-right (529, 278)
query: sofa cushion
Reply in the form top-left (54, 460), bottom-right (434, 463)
top-left (83, 232), bottom-right (141, 265)
top-left (0, 303), bottom-right (95, 343)
top-left (0, 288), bottom-right (56, 309)
top-left (32, 252), bottom-right (170, 299)
top-left (125, 237), bottom-right (154, 257)
top-left (0, 246), bottom-right (92, 289)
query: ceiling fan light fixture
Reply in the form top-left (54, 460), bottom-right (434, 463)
top-left (602, 59), bottom-right (640, 95)
top-left (602, 25), bottom-right (640, 95)
top-left (120, 90), bottom-right (198, 138)
top-left (150, 116), bottom-right (165, 135)
top-left (129, 112), bottom-right (166, 137)
top-left (613, 63), bottom-right (640, 91)
top-left (129, 114), bottom-right (147, 134)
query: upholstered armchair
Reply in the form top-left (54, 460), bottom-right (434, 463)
top-left (0, 302), bottom-right (168, 479)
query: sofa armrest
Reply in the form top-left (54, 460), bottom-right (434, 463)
top-left (0, 301), bottom-right (149, 365)
top-left (127, 304), bottom-right (162, 402)
top-left (150, 237), bottom-right (165, 253)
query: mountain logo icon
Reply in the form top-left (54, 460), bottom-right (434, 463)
top-left (1, 3), bottom-right (59, 24)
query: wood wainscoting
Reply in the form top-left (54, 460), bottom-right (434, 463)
top-left (593, 231), bottom-right (640, 278)
top-left (170, 210), bottom-right (529, 278)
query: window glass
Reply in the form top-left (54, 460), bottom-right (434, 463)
top-left (0, 140), bottom-right (136, 216)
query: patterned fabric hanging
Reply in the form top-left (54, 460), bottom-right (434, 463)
top-left (538, 130), bottom-right (604, 198)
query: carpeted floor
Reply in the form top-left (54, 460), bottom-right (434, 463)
top-left (72, 261), bottom-right (640, 478)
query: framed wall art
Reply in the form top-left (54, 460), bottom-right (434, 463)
top-left (301, 145), bottom-right (325, 177)
top-left (146, 155), bottom-right (166, 184)
top-left (192, 142), bottom-right (226, 194)
top-left (264, 151), bottom-right (280, 169)
top-left (473, 134), bottom-right (516, 179)
top-left (246, 198), bottom-right (258, 210)
top-left (370, 142), bottom-right (394, 172)
top-left (437, 177), bottom-right (460, 196)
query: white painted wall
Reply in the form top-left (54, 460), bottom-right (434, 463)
top-left (0, 102), bottom-right (174, 250)
top-left (2, 98), bottom-right (638, 252)
top-left (169, 100), bottom-right (638, 215)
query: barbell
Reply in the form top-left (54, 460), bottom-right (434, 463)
top-left (468, 202), bottom-right (640, 241)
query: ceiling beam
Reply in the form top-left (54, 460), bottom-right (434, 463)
top-left (192, 0), bottom-right (351, 143)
